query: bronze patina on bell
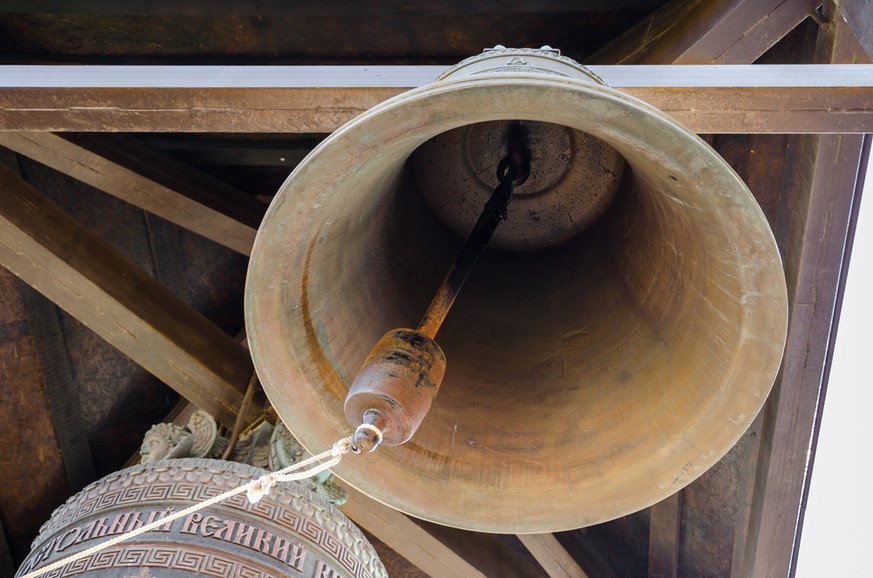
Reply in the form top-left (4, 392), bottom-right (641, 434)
top-left (245, 47), bottom-right (788, 533)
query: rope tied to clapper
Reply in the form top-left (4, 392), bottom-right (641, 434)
top-left (20, 424), bottom-right (383, 578)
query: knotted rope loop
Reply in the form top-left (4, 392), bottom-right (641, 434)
top-left (350, 423), bottom-right (383, 453)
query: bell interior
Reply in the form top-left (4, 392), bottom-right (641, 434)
top-left (246, 78), bottom-right (787, 532)
top-left (313, 122), bottom-right (740, 473)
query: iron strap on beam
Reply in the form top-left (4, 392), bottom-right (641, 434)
top-left (2, 64), bottom-right (873, 88)
top-left (0, 64), bottom-right (872, 134)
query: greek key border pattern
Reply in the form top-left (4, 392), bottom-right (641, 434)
top-left (37, 545), bottom-right (281, 578)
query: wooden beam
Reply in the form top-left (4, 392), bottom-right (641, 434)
top-left (413, 523), bottom-right (546, 578)
top-left (0, 163), bottom-right (255, 428)
top-left (711, 0), bottom-right (819, 64)
top-left (741, 7), bottom-right (869, 576)
top-left (19, 282), bottom-right (97, 493)
top-left (0, 132), bottom-right (262, 255)
top-left (838, 0), bottom-right (873, 60)
top-left (0, 518), bottom-right (14, 578)
top-left (342, 483), bottom-right (549, 578)
top-left (145, 213), bottom-right (188, 295)
top-left (628, 85), bottom-right (872, 133)
top-left (648, 494), bottom-right (682, 578)
top-left (139, 137), bottom-right (314, 168)
top-left (553, 532), bottom-right (621, 578)
top-left (1, 65), bottom-right (872, 134)
top-left (742, 133), bottom-right (864, 578)
top-left (730, 413), bottom-right (765, 578)
top-left (518, 534), bottom-right (589, 578)
top-left (588, 0), bottom-right (818, 64)
top-left (338, 485), bottom-right (489, 578)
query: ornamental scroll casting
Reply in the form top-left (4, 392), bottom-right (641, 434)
top-left (140, 411), bottom-right (349, 506)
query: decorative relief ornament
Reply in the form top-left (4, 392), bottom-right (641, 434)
top-left (138, 412), bottom-right (349, 505)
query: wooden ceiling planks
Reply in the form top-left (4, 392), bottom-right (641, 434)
top-left (0, 257), bottom-right (71, 567)
top-left (837, 0), bottom-right (873, 60)
top-left (0, 2), bottom-right (658, 66)
top-left (0, 1), bottom-right (665, 16)
top-left (587, 0), bottom-right (819, 64)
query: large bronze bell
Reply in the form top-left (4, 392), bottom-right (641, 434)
top-left (245, 47), bottom-right (788, 533)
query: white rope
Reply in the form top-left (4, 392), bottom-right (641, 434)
top-left (20, 437), bottom-right (353, 578)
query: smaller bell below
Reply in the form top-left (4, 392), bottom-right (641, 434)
top-left (16, 459), bottom-right (387, 578)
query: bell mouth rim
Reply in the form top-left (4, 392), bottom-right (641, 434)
top-left (246, 74), bottom-right (788, 533)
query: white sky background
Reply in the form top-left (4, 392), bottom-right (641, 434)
top-left (795, 148), bottom-right (873, 576)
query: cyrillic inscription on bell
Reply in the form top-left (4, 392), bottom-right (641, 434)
top-left (17, 459), bottom-right (387, 578)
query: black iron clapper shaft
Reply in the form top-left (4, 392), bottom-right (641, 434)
top-left (417, 122), bottom-right (531, 339)
top-left (346, 122), bottom-right (531, 452)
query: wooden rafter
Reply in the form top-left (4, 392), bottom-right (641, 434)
top-left (18, 283), bottom-right (97, 493)
top-left (648, 494), bottom-right (682, 578)
top-left (415, 524), bottom-right (547, 578)
top-left (588, 0), bottom-right (819, 64)
top-left (552, 532), bottom-right (620, 578)
top-left (518, 534), bottom-right (589, 578)
top-left (740, 7), bottom-right (869, 576)
top-left (744, 134), bottom-right (865, 578)
top-left (0, 519), bottom-right (13, 578)
top-left (340, 485), bottom-right (545, 578)
top-left (838, 0), bottom-right (873, 60)
top-left (345, 503), bottom-right (460, 578)
top-left (1, 65), bottom-right (872, 134)
top-left (0, 132), bottom-right (262, 255)
top-left (0, 163), bottom-right (255, 428)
